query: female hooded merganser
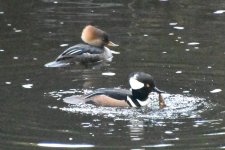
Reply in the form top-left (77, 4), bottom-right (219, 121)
top-left (64, 72), bottom-right (166, 108)
top-left (45, 25), bottom-right (119, 67)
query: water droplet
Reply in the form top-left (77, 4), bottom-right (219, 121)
top-left (69, 137), bottom-right (73, 141)
top-left (102, 72), bottom-right (116, 76)
top-left (60, 44), bottom-right (69, 47)
top-left (169, 22), bottom-right (177, 26)
top-left (13, 28), bottom-right (22, 32)
top-left (5, 81), bottom-right (11, 85)
top-left (22, 84), bottom-right (33, 89)
top-left (213, 10), bottom-right (225, 14)
top-left (165, 131), bottom-right (173, 134)
top-left (210, 89), bottom-right (222, 93)
top-left (176, 71), bottom-right (182, 74)
top-left (180, 41), bottom-right (184, 44)
top-left (194, 47), bottom-right (199, 49)
top-left (173, 26), bottom-right (184, 30)
top-left (188, 42), bottom-right (200, 46)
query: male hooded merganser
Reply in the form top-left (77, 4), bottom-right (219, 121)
top-left (65, 72), bottom-right (166, 108)
top-left (45, 25), bottom-right (119, 67)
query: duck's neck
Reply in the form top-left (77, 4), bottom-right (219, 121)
top-left (126, 89), bottom-right (150, 107)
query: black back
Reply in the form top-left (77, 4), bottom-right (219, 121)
top-left (85, 88), bottom-right (132, 100)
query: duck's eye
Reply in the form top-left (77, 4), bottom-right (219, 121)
top-left (129, 78), bottom-right (144, 90)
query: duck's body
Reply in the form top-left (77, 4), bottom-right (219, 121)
top-left (45, 25), bottom-right (118, 67)
top-left (64, 72), bottom-right (166, 108)
top-left (85, 88), bottom-right (131, 107)
top-left (55, 43), bottom-right (113, 64)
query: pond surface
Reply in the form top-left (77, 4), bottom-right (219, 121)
top-left (1, 0), bottom-right (225, 149)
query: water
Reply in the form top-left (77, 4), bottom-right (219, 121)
top-left (1, 0), bottom-right (225, 149)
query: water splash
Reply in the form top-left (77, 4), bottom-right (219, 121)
top-left (47, 89), bottom-right (210, 120)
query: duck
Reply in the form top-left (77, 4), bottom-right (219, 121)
top-left (64, 72), bottom-right (166, 108)
top-left (45, 25), bottom-right (119, 67)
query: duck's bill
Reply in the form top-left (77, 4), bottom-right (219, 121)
top-left (152, 87), bottom-right (164, 94)
top-left (107, 41), bottom-right (119, 47)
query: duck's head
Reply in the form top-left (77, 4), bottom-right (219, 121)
top-left (129, 72), bottom-right (163, 101)
top-left (81, 25), bottom-right (119, 48)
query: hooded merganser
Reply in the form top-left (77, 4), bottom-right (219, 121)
top-left (45, 25), bottom-right (119, 67)
top-left (64, 72), bottom-right (166, 108)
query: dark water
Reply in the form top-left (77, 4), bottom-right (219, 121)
top-left (1, 0), bottom-right (225, 149)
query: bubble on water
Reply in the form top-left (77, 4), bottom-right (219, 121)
top-left (22, 84), bottom-right (33, 89)
top-left (0, 49), bottom-right (4, 52)
top-left (143, 34), bottom-right (149, 37)
top-left (53, 1), bottom-right (58, 4)
top-left (188, 42), bottom-right (200, 46)
top-left (162, 51), bottom-right (167, 54)
top-left (173, 26), bottom-right (184, 30)
top-left (213, 10), bottom-right (225, 14)
top-left (0, 11), bottom-right (4, 14)
top-left (180, 41), bottom-right (184, 44)
top-left (13, 56), bottom-right (19, 60)
top-left (102, 72), bottom-right (116, 76)
top-left (5, 81), bottom-right (12, 85)
top-left (13, 28), bottom-right (22, 33)
top-left (176, 71), bottom-right (182, 74)
top-left (168, 32), bottom-right (174, 36)
top-left (165, 131), bottom-right (173, 134)
top-left (207, 66), bottom-right (212, 69)
top-left (60, 44), bottom-right (69, 47)
top-left (210, 89), bottom-right (222, 93)
top-left (194, 47), bottom-right (199, 49)
top-left (169, 22), bottom-right (178, 26)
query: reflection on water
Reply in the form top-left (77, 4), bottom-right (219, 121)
top-left (37, 143), bottom-right (95, 148)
